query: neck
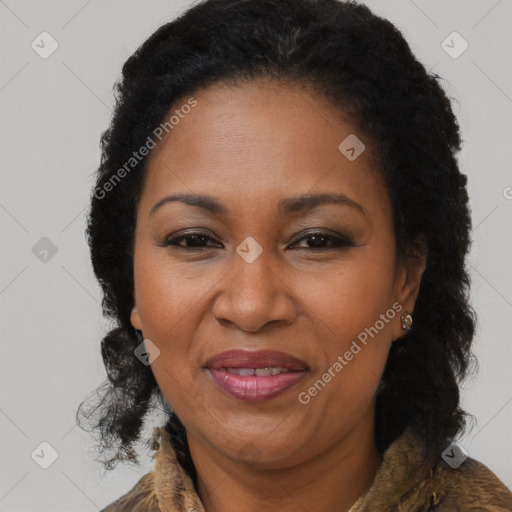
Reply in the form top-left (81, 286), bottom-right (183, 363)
top-left (188, 406), bottom-right (382, 512)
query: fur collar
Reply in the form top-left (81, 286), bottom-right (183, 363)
top-left (102, 426), bottom-right (512, 511)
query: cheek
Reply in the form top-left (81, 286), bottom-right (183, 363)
top-left (293, 249), bottom-right (395, 398)
top-left (131, 254), bottom-right (202, 399)
top-left (298, 250), bottom-right (396, 339)
top-left (133, 244), bottom-right (218, 332)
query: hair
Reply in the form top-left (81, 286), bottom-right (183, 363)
top-left (77, 0), bottom-right (477, 476)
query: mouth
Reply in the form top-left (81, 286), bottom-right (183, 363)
top-left (204, 349), bottom-right (308, 402)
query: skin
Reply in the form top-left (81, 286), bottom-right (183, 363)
top-left (130, 78), bottom-right (427, 512)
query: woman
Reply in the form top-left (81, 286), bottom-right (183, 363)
top-left (77, 0), bottom-right (512, 510)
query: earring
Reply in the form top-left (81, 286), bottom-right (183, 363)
top-left (400, 313), bottom-right (413, 333)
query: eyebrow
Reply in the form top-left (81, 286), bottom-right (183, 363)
top-left (149, 192), bottom-right (366, 217)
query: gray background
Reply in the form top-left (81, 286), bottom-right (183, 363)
top-left (1, 0), bottom-right (511, 510)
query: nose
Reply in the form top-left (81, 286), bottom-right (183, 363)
top-left (211, 247), bottom-right (297, 332)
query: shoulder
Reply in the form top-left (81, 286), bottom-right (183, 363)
top-left (428, 455), bottom-right (512, 511)
top-left (100, 471), bottom-right (161, 512)
top-left (361, 427), bottom-right (512, 512)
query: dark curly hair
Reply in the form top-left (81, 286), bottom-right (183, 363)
top-left (77, 0), bottom-right (477, 478)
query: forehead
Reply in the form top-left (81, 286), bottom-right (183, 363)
top-left (140, 79), bottom-right (390, 219)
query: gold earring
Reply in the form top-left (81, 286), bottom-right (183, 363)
top-left (401, 313), bottom-right (413, 333)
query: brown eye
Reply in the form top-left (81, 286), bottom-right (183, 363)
top-left (289, 231), bottom-right (354, 250)
top-left (162, 231), bottom-right (222, 249)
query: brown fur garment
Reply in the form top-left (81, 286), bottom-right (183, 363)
top-left (101, 426), bottom-right (512, 512)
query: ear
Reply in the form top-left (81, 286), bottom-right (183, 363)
top-left (130, 302), bottom-right (143, 331)
top-left (392, 235), bottom-right (428, 341)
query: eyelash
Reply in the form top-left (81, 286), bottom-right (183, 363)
top-left (160, 230), bottom-right (354, 251)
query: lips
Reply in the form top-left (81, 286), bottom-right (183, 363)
top-left (204, 349), bottom-right (308, 402)
top-left (204, 349), bottom-right (308, 371)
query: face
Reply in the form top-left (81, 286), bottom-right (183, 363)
top-left (130, 78), bottom-right (425, 468)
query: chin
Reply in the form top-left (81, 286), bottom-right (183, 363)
top-left (213, 431), bottom-right (306, 467)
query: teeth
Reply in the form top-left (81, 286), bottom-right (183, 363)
top-left (224, 367), bottom-right (291, 376)
top-left (255, 368), bottom-right (272, 376)
top-left (226, 368), bottom-right (254, 376)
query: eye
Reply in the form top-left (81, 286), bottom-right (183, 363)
top-left (288, 231), bottom-right (354, 250)
top-left (161, 231), bottom-right (222, 249)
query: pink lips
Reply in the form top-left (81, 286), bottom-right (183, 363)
top-left (204, 349), bottom-right (308, 402)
